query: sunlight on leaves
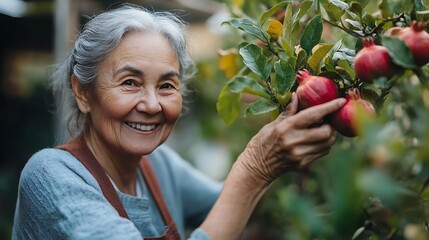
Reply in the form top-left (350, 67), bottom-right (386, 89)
top-left (307, 43), bottom-right (334, 72)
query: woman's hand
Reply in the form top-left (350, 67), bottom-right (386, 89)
top-left (237, 93), bottom-right (346, 184)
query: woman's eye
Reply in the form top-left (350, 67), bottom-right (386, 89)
top-left (122, 79), bottom-right (134, 86)
top-left (161, 83), bottom-right (175, 89)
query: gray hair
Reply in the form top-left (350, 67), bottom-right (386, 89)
top-left (51, 5), bottom-right (196, 144)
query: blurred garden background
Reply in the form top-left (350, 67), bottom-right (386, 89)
top-left (1, 0), bottom-right (429, 239)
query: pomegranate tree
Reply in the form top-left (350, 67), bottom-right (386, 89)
top-left (295, 69), bottom-right (339, 110)
top-left (354, 37), bottom-right (399, 83)
top-left (215, 1), bottom-right (429, 239)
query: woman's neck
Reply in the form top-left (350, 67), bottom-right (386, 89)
top-left (83, 133), bottom-right (140, 196)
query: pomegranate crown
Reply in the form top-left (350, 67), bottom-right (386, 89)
top-left (411, 20), bottom-right (427, 32)
top-left (346, 88), bottom-right (361, 100)
top-left (362, 37), bottom-right (375, 48)
top-left (296, 69), bottom-right (312, 84)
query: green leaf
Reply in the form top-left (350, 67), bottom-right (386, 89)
top-left (260, 1), bottom-right (289, 25)
top-left (329, 39), bottom-right (346, 59)
top-left (328, 0), bottom-right (349, 10)
top-left (380, 0), bottom-right (413, 17)
top-left (292, 0), bottom-right (313, 24)
top-left (414, 0), bottom-right (425, 11)
top-left (216, 85), bottom-right (241, 126)
top-left (416, 10), bottom-right (429, 21)
top-left (357, 0), bottom-right (370, 9)
top-left (239, 43), bottom-right (272, 80)
top-left (320, 0), bottom-right (346, 22)
top-left (241, 0), bottom-right (266, 19)
top-left (349, 1), bottom-right (363, 17)
top-left (227, 76), bottom-right (270, 98)
top-left (282, 2), bottom-right (294, 43)
top-left (300, 15), bottom-right (323, 55)
top-left (295, 48), bottom-right (308, 71)
top-left (381, 36), bottom-right (416, 69)
top-left (288, 0), bottom-right (312, 45)
top-left (223, 18), bottom-right (268, 42)
top-left (279, 37), bottom-right (294, 58)
top-left (324, 56), bottom-right (336, 72)
top-left (308, 43), bottom-right (334, 72)
top-left (274, 60), bottom-right (295, 94)
top-left (344, 19), bottom-right (362, 30)
top-left (244, 99), bottom-right (278, 117)
top-left (337, 59), bottom-right (356, 80)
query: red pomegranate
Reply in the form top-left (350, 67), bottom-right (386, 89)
top-left (397, 21), bottom-right (429, 66)
top-left (295, 69), bottom-right (339, 110)
top-left (354, 37), bottom-right (398, 83)
top-left (329, 88), bottom-right (376, 137)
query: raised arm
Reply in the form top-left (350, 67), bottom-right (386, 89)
top-left (199, 94), bottom-right (346, 239)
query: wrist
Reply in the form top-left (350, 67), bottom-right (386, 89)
top-left (235, 142), bottom-right (284, 186)
top-left (232, 153), bottom-right (273, 191)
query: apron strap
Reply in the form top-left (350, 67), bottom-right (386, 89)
top-left (140, 157), bottom-right (182, 240)
top-left (139, 157), bottom-right (173, 225)
top-left (56, 137), bottom-right (130, 219)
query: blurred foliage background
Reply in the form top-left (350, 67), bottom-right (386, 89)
top-left (2, 0), bottom-right (429, 240)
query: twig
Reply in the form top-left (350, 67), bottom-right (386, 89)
top-left (266, 76), bottom-right (285, 112)
top-left (322, 18), bottom-right (363, 38)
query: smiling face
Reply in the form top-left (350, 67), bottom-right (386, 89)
top-left (77, 31), bottom-right (182, 158)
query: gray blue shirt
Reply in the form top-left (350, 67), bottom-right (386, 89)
top-left (12, 144), bottom-right (222, 239)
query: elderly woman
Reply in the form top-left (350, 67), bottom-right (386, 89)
top-left (12, 5), bottom-right (345, 240)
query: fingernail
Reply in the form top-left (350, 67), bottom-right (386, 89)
top-left (337, 98), bottom-right (346, 105)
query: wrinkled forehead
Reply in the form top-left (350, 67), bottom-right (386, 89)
top-left (97, 32), bottom-right (180, 79)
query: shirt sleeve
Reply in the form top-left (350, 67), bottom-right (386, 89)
top-left (12, 149), bottom-right (142, 240)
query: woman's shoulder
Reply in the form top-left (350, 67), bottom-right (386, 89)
top-left (23, 148), bottom-right (83, 173)
top-left (14, 148), bottom-right (141, 239)
top-left (19, 148), bottom-right (97, 190)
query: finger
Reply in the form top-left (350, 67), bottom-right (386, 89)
top-left (292, 98), bottom-right (346, 128)
top-left (289, 138), bottom-right (334, 161)
top-left (296, 133), bottom-right (337, 168)
top-left (283, 124), bottom-right (335, 147)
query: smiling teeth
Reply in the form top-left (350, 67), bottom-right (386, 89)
top-left (127, 123), bottom-right (156, 131)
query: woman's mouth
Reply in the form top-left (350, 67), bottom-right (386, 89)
top-left (125, 122), bottom-right (156, 131)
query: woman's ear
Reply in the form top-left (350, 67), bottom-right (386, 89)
top-left (71, 75), bottom-right (91, 113)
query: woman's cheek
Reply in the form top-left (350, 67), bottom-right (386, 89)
top-left (162, 93), bottom-right (183, 121)
top-left (99, 92), bottom-right (137, 118)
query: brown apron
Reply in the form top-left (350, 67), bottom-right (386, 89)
top-left (57, 137), bottom-right (181, 240)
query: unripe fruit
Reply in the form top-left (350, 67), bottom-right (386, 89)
top-left (397, 21), bottom-right (429, 66)
top-left (295, 69), bottom-right (339, 110)
top-left (354, 37), bottom-right (398, 83)
top-left (329, 88), bottom-right (376, 137)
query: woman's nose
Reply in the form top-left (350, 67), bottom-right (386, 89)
top-left (135, 89), bottom-right (162, 114)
